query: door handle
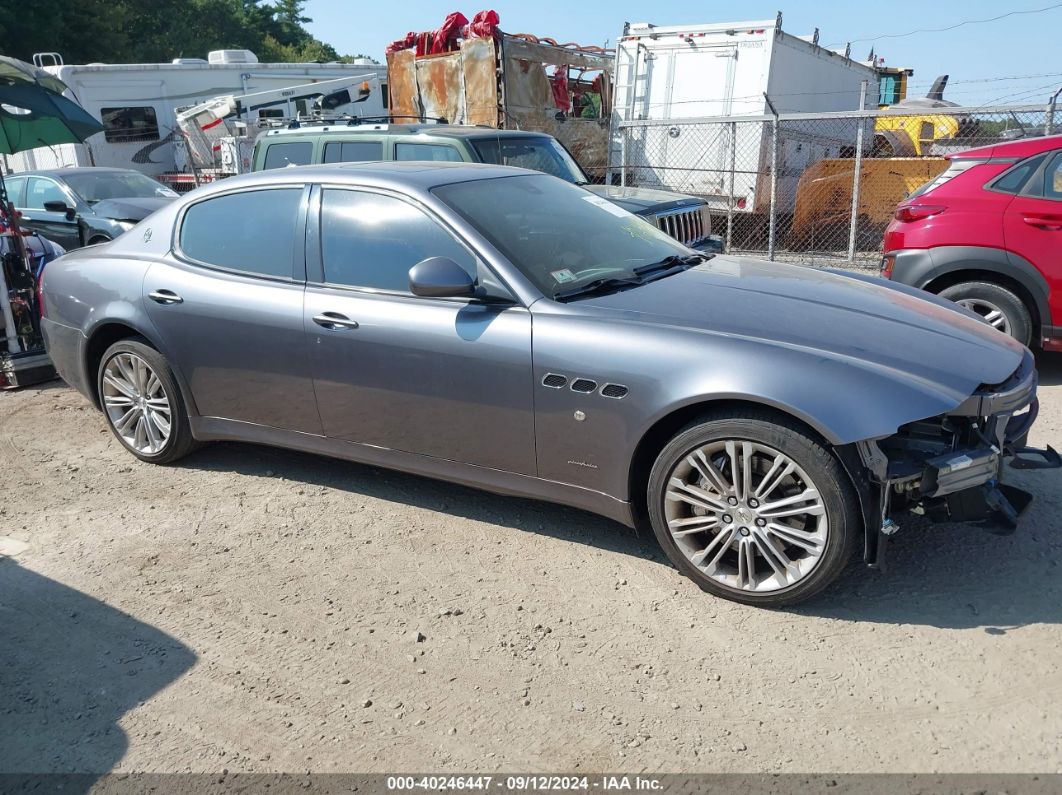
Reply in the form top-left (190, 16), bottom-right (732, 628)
top-left (312, 312), bottom-right (359, 330)
top-left (1023, 215), bottom-right (1062, 231)
top-left (148, 289), bottom-right (184, 305)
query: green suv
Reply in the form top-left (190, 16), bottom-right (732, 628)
top-left (250, 123), bottom-right (720, 252)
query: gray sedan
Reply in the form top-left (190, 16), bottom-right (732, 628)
top-left (39, 162), bottom-right (1052, 606)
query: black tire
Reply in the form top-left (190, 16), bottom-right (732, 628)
top-left (647, 409), bottom-right (860, 608)
top-left (96, 337), bottom-right (198, 464)
top-left (938, 281), bottom-right (1033, 346)
top-left (87, 235), bottom-right (112, 246)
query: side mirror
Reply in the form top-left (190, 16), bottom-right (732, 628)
top-left (43, 200), bottom-right (76, 221)
top-left (409, 257), bottom-right (475, 298)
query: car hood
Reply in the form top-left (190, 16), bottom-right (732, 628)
top-left (583, 184), bottom-right (704, 215)
top-left (91, 197), bottom-right (174, 222)
top-left (576, 255), bottom-right (1025, 401)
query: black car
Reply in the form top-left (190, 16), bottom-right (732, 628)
top-left (3, 167), bottom-right (178, 250)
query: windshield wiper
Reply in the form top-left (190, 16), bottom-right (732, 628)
top-left (553, 275), bottom-right (644, 302)
top-left (632, 253), bottom-right (710, 276)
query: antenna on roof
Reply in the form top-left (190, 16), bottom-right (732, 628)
top-left (775, 11), bottom-right (783, 30)
top-left (812, 28), bottom-right (820, 46)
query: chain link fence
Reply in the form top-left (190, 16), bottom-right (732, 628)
top-left (579, 104), bottom-right (1054, 270)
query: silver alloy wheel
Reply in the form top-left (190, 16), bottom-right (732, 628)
top-left (101, 352), bottom-right (172, 455)
top-left (955, 298), bottom-right (1011, 335)
top-left (664, 439), bottom-right (828, 593)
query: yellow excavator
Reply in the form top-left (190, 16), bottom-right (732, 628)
top-left (790, 72), bottom-right (959, 249)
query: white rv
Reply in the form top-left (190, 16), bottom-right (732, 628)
top-left (8, 51), bottom-right (388, 179)
top-left (609, 15), bottom-right (881, 214)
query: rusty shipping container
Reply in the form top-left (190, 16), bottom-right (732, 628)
top-left (387, 34), bottom-right (613, 177)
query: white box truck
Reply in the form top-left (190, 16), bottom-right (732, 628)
top-left (609, 14), bottom-right (880, 215)
top-left (7, 52), bottom-right (387, 181)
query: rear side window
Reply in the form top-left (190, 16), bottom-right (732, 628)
top-left (180, 188), bottom-right (302, 278)
top-left (320, 189), bottom-right (476, 292)
top-left (991, 155), bottom-right (1046, 195)
top-left (263, 142), bottom-right (313, 170)
top-left (323, 140), bottom-right (384, 163)
top-left (395, 143), bottom-right (463, 162)
top-left (4, 176), bottom-right (26, 205)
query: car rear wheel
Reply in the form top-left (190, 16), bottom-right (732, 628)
top-left (97, 338), bottom-right (197, 464)
top-left (647, 410), bottom-right (860, 607)
top-left (939, 281), bottom-right (1032, 346)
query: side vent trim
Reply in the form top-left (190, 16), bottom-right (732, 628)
top-left (571, 378), bottom-right (598, 394)
top-left (542, 373), bottom-right (568, 389)
top-left (601, 383), bottom-right (629, 399)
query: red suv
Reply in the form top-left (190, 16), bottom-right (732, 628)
top-left (882, 134), bottom-right (1062, 351)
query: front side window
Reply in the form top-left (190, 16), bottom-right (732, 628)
top-left (1042, 152), bottom-right (1062, 200)
top-left (323, 140), bottom-right (384, 164)
top-left (101, 106), bottom-right (160, 143)
top-left (320, 189), bottom-right (475, 292)
top-left (434, 174), bottom-right (689, 299)
top-left (25, 177), bottom-right (69, 210)
top-left (394, 143), bottom-right (463, 162)
top-left (180, 188), bottom-right (302, 278)
top-left (471, 136), bottom-right (586, 183)
top-left (263, 142), bottom-right (313, 170)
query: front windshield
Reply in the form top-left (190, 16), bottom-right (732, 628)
top-left (63, 171), bottom-right (178, 204)
top-left (471, 136), bottom-right (587, 184)
top-left (433, 174), bottom-right (692, 299)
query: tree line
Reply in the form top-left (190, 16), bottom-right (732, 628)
top-left (0, 0), bottom-right (372, 66)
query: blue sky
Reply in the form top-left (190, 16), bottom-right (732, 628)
top-left (305, 0), bottom-right (1062, 107)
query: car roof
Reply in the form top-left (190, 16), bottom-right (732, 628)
top-left (6, 167), bottom-right (140, 179)
top-left (189, 161), bottom-right (536, 196)
top-left (950, 133), bottom-right (1062, 161)
top-left (258, 123), bottom-right (552, 141)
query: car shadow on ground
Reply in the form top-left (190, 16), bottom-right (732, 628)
top-left (182, 441), bottom-right (667, 565)
top-left (0, 558), bottom-right (196, 785)
top-left (181, 442), bottom-right (1061, 632)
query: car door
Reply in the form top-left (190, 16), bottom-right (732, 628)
top-left (19, 177), bottom-right (82, 249)
top-left (303, 185), bottom-right (536, 475)
top-left (1002, 150), bottom-right (1062, 323)
top-left (143, 184), bottom-right (323, 434)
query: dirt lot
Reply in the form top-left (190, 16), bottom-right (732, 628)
top-left (2, 354), bottom-right (1061, 775)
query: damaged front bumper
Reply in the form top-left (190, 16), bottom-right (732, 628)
top-left (851, 349), bottom-right (1059, 568)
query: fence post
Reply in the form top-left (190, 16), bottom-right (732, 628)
top-left (726, 121), bottom-right (736, 253)
top-left (620, 126), bottom-right (627, 187)
top-left (764, 93), bottom-right (779, 260)
top-left (847, 81), bottom-right (868, 264)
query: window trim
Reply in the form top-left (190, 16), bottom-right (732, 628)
top-left (308, 183), bottom-right (517, 304)
top-left (172, 183), bottom-right (310, 283)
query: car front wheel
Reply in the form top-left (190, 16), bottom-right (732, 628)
top-left (97, 338), bottom-right (197, 464)
top-left (647, 410), bottom-right (860, 607)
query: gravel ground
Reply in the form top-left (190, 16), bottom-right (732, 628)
top-left (1, 353), bottom-right (1061, 775)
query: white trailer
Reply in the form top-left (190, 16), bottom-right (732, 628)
top-left (8, 51), bottom-right (388, 179)
top-left (609, 15), bottom-right (880, 214)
